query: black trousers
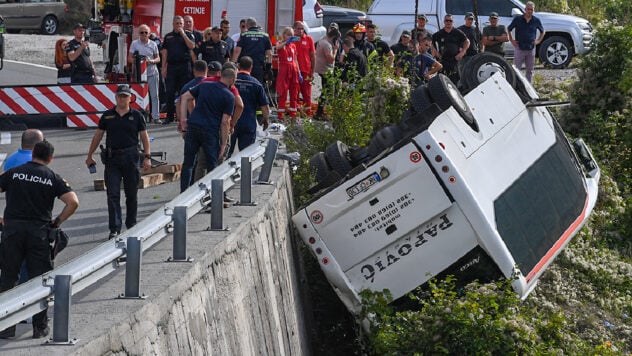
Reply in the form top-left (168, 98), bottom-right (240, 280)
top-left (104, 148), bottom-right (141, 233)
top-left (165, 62), bottom-right (192, 121)
top-left (0, 221), bottom-right (53, 332)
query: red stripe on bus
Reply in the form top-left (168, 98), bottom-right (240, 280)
top-left (525, 197), bottom-right (589, 281)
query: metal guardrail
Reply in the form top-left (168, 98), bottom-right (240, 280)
top-left (0, 138), bottom-right (276, 331)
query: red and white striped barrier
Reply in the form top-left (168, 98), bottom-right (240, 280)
top-left (0, 83), bottom-right (149, 128)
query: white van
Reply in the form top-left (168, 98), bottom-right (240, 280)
top-left (366, 0), bottom-right (593, 68)
top-left (292, 56), bottom-right (600, 314)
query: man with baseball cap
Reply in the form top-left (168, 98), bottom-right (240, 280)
top-left (86, 84), bottom-right (152, 240)
top-left (199, 26), bottom-right (230, 65)
top-left (412, 14), bottom-right (433, 42)
top-left (483, 12), bottom-right (508, 56)
top-left (66, 23), bottom-right (96, 83)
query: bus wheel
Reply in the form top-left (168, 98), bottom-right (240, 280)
top-left (428, 74), bottom-right (477, 130)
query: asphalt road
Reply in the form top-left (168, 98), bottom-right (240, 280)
top-left (0, 123), bottom-right (185, 267)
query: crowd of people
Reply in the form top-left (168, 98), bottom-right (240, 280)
top-left (0, 7), bottom-right (546, 339)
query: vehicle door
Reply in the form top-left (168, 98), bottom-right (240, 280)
top-left (0, 0), bottom-right (25, 29)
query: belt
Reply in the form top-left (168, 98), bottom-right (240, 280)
top-left (108, 146), bottom-right (137, 154)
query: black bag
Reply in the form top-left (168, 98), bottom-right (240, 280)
top-left (48, 227), bottom-right (70, 260)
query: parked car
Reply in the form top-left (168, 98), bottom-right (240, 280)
top-left (322, 5), bottom-right (365, 36)
top-left (366, 0), bottom-right (593, 68)
top-left (0, 0), bottom-right (67, 35)
top-left (302, 0), bottom-right (326, 40)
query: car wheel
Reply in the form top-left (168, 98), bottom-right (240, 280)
top-left (40, 15), bottom-right (59, 35)
top-left (309, 152), bottom-right (332, 184)
top-left (539, 36), bottom-right (573, 69)
top-left (368, 125), bottom-right (403, 158)
top-left (427, 74), bottom-right (477, 129)
top-left (463, 53), bottom-right (516, 90)
top-left (410, 85), bottom-right (433, 114)
top-left (325, 141), bottom-right (353, 178)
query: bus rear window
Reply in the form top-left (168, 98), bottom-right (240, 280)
top-left (494, 131), bottom-right (586, 274)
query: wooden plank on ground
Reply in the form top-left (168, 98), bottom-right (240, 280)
top-left (138, 173), bottom-right (164, 189)
top-left (143, 163), bottom-right (182, 175)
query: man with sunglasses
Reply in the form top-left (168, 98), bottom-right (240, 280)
top-left (129, 24), bottom-right (161, 123)
top-left (432, 14), bottom-right (469, 84)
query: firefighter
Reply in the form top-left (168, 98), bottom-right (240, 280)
top-left (292, 21), bottom-right (316, 117)
top-left (231, 17), bottom-right (272, 86)
top-left (352, 23), bottom-right (375, 59)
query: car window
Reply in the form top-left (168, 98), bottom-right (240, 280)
top-left (446, 0), bottom-right (517, 18)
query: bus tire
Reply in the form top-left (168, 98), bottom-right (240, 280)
top-left (309, 152), bottom-right (332, 184)
top-left (326, 141), bottom-right (354, 178)
top-left (428, 74), bottom-right (476, 128)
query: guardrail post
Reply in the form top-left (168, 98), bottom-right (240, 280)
top-left (167, 206), bottom-right (193, 262)
top-left (256, 139), bottom-right (278, 184)
top-left (236, 157), bottom-right (256, 206)
top-left (45, 275), bottom-right (78, 345)
top-left (209, 179), bottom-right (229, 231)
top-left (119, 237), bottom-right (146, 299)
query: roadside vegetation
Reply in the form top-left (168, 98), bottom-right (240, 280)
top-left (289, 3), bottom-right (632, 354)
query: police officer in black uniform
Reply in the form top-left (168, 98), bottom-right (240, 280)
top-left (160, 16), bottom-right (196, 124)
top-left (199, 26), bottom-right (230, 65)
top-left (85, 84), bottom-right (152, 240)
top-left (0, 140), bottom-right (79, 339)
top-left (231, 17), bottom-right (272, 85)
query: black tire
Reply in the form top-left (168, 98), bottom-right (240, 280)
top-left (410, 85), bottom-right (433, 114)
top-left (368, 125), bottom-right (403, 158)
top-left (463, 52), bottom-right (516, 90)
top-left (427, 74), bottom-right (476, 128)
top-left (40, 15), bottom-right (59, 35)
top-left (325, 141), bottom-right (353, 178)
top-left (539, 36), bottom-right (573, 69)
top-left (348, 146), bottom-right (371, 166)
top-left (309, 152), bottom-right (331, 184)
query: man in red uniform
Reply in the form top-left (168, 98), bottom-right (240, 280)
top-left (293, 21), bottom-right (316, 117)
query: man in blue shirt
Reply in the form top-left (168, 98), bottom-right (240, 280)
top-left (397, 36), bottom-right (442, 87)
top-left (508, 1), bottom-right (545, 82)
top-left (229, 56), bottom-right (270, 157)
top-left (178, 68), bottom-right (236, 192)
top-left (3, 129), bottom-right (44, 170)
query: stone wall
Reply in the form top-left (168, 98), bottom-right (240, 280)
top-left (69, 163), bottom-right (309, 355)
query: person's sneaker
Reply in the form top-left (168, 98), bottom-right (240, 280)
top-left (32, 326), bottom-right (49, 339)
top-left (223, 194), bottom-right (236, 203)
top-left (0, 326), bottom-right (16, 339)
top-left (108, 231), bottom-right (120, 240)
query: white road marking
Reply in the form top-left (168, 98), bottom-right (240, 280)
top-left (0, 132), bottom-right (10, 145)
top-left (0, 153), bottom-right (7, 168)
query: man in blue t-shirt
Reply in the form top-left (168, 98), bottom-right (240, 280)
top-left (508, 1), bottom-right (545, 82)
top-left (3, 129), bottom-right (44, 171)
top-left (229, 56), bottom-right (270, 157)
top-left (178, 68), bottom-right (236, 192)
top-left (397, 36), bottom-right (442, 88)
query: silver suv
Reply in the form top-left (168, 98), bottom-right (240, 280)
top-left (302, 0), bottom-right (326, 40)
top-left (0, 0), bottom-right (67, 35)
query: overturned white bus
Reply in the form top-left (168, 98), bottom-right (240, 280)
top-left (292, 55), bottom-right (600, 314)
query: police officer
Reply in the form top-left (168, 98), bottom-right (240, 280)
top-left (85, 84), bottom-right (152, 240)
top-left (199, 26), bottom-right (230, 64)
top-left (231, 17), bottom-right (272, 85)
top-left (229, 56), bottom-right (270, 157)
top-left (161, 16), bottom-right (196, 124)
top-left (0, 140), bottom-right (79, 339)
